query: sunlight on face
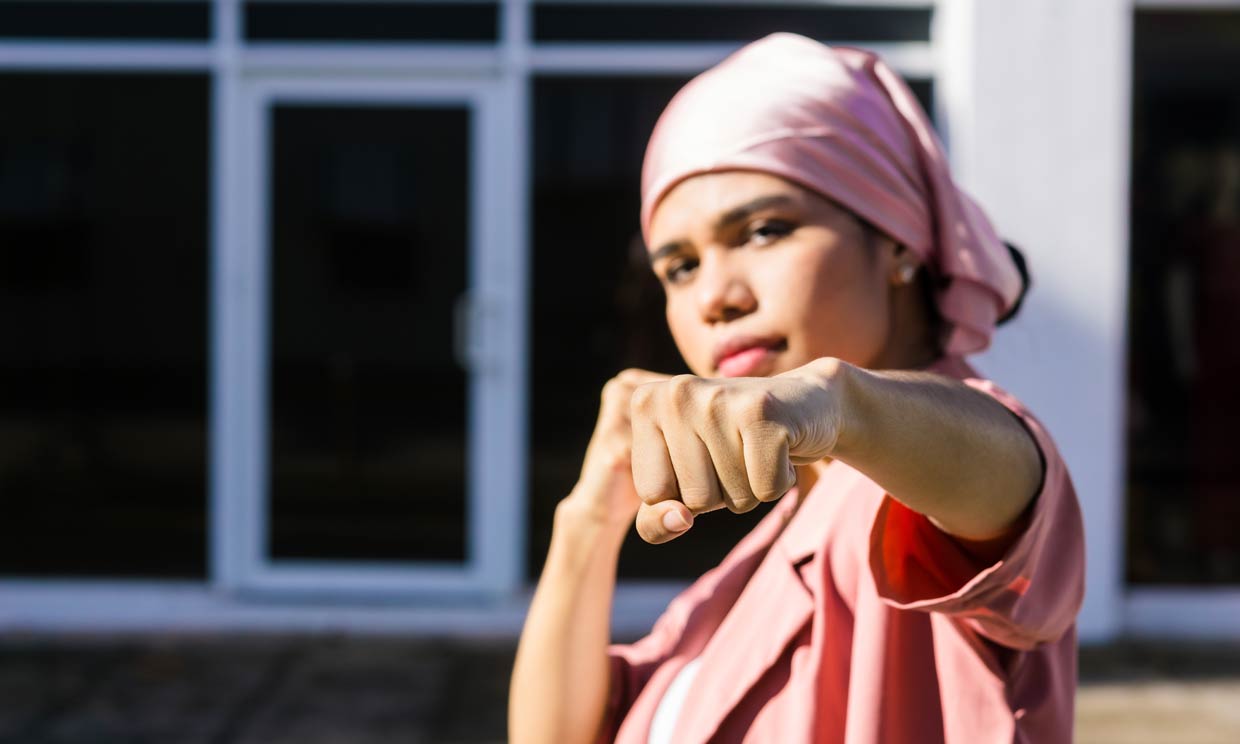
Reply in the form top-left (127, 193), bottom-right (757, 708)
top-left (646, 172), bottom-right (895, 378)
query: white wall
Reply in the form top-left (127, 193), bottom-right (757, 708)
top-left (936, 0), bottom-right (1132, 643)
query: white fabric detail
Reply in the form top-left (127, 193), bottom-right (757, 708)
top-left (648, 657), bottom-right (703, 744)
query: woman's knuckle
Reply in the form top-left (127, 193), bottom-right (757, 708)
top-left (755, 389), bottom-right (782, 418)
top-left (679, 486), bottom-right (715, 511)
top-left (701, 381), bottom-right (727, 409)
top-left (726, 493), bottom-right (758, 513)
top-left (667, 374), bottom-right (696, 404)
top-left (618, 368), bottom-right (645, 385)
top-left (630, 382), bottom-right (655, 410)
top-left (754, 480), bottom-right (787, 502)
top-left (731, 390), bottom-right (769, 425)
top-left (600, 445), bottom-right (629, 472)
top-left (742, 416), bottom-right (788, 446)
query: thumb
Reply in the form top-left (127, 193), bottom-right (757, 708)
top-left (635, 500), bottom-right (695, 544)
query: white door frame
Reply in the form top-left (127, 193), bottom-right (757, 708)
top-left (212, 73), bottom-right (521, 599)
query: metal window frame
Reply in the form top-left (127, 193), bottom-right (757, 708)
top-left (3, 576), bottom-right (1239, 640)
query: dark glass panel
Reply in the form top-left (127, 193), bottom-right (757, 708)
top-left (245, 2), bottom-right (499, 42)
top-left (0, 2), bottom-right (210, 41)
top-left (533, 3), bottom-right (931, 43)
top-left (267, 105), bottom-right (470, 563)
top-left (1127, 11), bottom-right (1240, 584)
top-left (0, 73), bottom-right (209, 577)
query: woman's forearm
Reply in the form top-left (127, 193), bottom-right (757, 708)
top-left (828, 362), bottom-right (1043, 541)
top-left (509, 497), bottom-right (627, 744)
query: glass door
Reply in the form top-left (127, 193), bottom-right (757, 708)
top-left (217, 75), bottom-right (519, 598)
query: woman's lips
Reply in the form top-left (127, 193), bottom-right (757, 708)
top-left (716, 340), bottom-right (787, 377)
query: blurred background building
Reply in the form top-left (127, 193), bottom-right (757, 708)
top-left (0, 0), bottom-right (1236, 645)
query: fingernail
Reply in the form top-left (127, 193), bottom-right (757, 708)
top-left (662, 510), bottom-right (692, 532)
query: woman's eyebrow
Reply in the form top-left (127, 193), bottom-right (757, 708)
top-left (648, 193), bottom-right (796, 263)
top-left (712, 194), bottom-right (796, 232)
top-left (649, 240), bottom-right (687, 264)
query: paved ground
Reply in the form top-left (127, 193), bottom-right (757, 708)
top-left (1, 635), bottom-right (1237, 743)
top-left (1074, 643), bottom-right (1240, 744)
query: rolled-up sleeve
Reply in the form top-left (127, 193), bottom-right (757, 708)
top-left (868, 379), bottom-right (1085, 650)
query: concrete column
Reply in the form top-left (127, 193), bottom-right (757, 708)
top-left (935, 0), bottom-right (1132, 643)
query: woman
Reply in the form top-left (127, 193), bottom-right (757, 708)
top-left (510, 33), bottom-right (1084, 744)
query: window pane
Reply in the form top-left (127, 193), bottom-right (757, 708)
top-left (533, 3), bottom-right (932, 43)
top-left (0, 2), bottom-right (210, 41)
top-left (0, 73), bottom-right (209, 577)
top-left (267, 105), bottom-right (470, 563)
top-left (245, 1), bottom-right (499, 42)
top-left (1127, 11), bottom-right (1240, 584)
top-left (530, 76), bottom-right (747, 581)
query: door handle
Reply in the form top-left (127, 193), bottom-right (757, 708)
top-left (454, 291), bottom-right (496, 373)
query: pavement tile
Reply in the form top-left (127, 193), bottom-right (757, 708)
top-left (1076, 680), bottom-right (1240, 744)
top-left (226, 637), bottom-right (470, 744)
top-left (1, 634), bottom-right (1237, 744)
top-left (0, 638), bottom-right (134, 743)
top-left (2, 636), bottom-right (300, 744)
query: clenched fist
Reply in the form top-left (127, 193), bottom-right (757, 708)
top-left (558, 368), bottom-right (673, 533)
top-left (630, 357), bottom-right (847, 544)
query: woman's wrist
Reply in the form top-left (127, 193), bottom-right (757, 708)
top-left (800, 356), bottom-right (866, 461)
top-left (783, 359), bottom-right (853, 461)
top-left (542, 502), bottom-right (627, 585)
top-left (554, 491), bottom-right (632, 549)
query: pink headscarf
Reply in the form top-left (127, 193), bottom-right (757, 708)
top-left (640, 33), bottom-right (1023, 356)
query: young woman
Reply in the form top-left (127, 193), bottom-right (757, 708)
top-left (510, 33), bottom-right (1084, 744)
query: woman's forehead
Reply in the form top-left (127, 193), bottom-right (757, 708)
top-left (650, 173), bottom-right (798, 232)
top-left (647, 171), bottom-right (841, 246)
top-left (662, 171), bottom-right (799, 208)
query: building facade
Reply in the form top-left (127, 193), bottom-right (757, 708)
top-left (1, 0), bottom-right (1236, 642)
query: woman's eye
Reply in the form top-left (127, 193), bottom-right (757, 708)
top-left (748, 220), bottom-right (793, 244)
top-left (664, 259), bottom-right (698, 284)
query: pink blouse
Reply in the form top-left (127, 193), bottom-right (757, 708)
top-left (600, 357), bottom-right (1085, 743)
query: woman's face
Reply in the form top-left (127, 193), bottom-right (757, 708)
top-left (646, 171), bottom-right (903, 378)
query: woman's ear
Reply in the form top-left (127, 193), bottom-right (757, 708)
top-left (884, 242), bottom-right (920, 287)
top-left (859, 221), bottom-right (919, 286)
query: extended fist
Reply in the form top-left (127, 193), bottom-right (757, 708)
top-left (629, 358), bottom-right (845, 544)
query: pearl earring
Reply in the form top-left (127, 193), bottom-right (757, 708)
top-left (897, 264), bottom-right (916, 284)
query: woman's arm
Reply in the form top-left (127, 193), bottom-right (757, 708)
top-left (828, 362), bottom-right (1043, 542)
top-left (509, 496), bottom-right (626, 744)
top-left (510, 369), bottom-right (670, 744)
top-left (629, 358), bottom-right (1043, 545)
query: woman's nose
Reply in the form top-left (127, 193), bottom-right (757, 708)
top-left (695, 256), bottom-right (757, 323)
